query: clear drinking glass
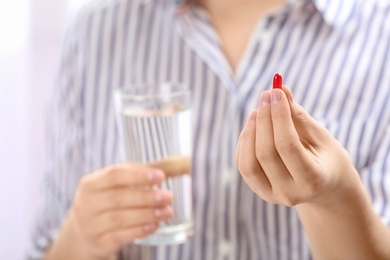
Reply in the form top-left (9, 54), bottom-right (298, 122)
top-left (113, 82), bottom-right (193, 246)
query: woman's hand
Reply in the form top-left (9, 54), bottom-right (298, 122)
top-left (236, 86), bottom-right (390, 259)
top-left (46, 157), bottom-right (190, 260)
top-left (236, 86), bottom-right (359, 207)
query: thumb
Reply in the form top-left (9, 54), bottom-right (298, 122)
top-left (281, 86), bottom-right (329, 145)
top-left (148, 156), bottom-right (192, 178)
top-left (280, 85), bottom-right (294, 107)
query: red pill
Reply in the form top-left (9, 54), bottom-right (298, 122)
top-left (273, 73), bottom-right (282, 89)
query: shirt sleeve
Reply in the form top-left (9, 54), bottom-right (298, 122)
top-left (27, 17), bottom-right (86, 259)
top-left (361, 120), bottom-right (390, 227)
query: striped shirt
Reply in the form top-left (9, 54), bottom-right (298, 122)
top-left (29, 0), bottom-right (390, 259)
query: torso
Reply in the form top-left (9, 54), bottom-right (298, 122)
top-left (49, 1), bottom-right (390, 259)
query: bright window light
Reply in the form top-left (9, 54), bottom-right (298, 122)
top-left (0, 0), bottom-right (29, 55)
top-left (68, 0), bottom-right (90, 11)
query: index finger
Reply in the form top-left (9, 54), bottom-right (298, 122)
top-left (87, 156), bottom-right (191, 190)
top-left (87, 164), bottom-right (166, 190)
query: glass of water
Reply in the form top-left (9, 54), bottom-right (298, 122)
top-left (113, 82), bottom-right (193, 246)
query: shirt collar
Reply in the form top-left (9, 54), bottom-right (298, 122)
top-left (308, 0), bottom-right (360, 27)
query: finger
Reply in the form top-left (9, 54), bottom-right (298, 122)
top-left (91, 189), bottom-right (173, 214)
top-left (237, 110), bottom-right (272, 199)
top-left (83, 165), bottom-right (166, 190)
top-left (148, 156), bottom-right (192, 178)
top-left (256, 91), bottom-right (293, 183)
top-left (291, 102), bottom-right (330, 146)
top-left (92, 206), bottom-right (173, 236)
top-left (270, 89), bottom-right (318, 179)
top-left (235, 132), bottom-right (242, 166)
top-left (281, 85), bottom-right (294, 106)
top-left (280, 85), bottom-right (329, 146)
top-left (97, 222), bottom-right (159, 254)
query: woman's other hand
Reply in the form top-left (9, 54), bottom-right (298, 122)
top-left (45, 156), bottom-right (191, 260)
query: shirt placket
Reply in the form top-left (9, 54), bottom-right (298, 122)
top-left (173, 4), bottom-right (292, 260)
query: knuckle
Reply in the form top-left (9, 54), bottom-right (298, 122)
top-left (238, 163), bottom-right (259, 178)
top-left (283, 196), bottom-right (300, 207)
top-left (240, 129), bottom-right (254, 143)
top-left (109, 233), bottom-right (125, 248)
top-left (272, 109), bottom-right (287, 120)
top-left (275, 138), bottom-right (299, 155)
top-left (79, 175), bottom-right (93, 191)
top-left (108, 191), bottom-right (123, 208)
top-left (295, 106), bottom-right (308, 121)
top-left (108, 212), bottom-right (125, 228)
top-left (279, 193), bottom-right (301, 207)
top-left (255, 148), bottom-right (276, 163)
top-left (272, 187), bottom-right (302, 207)
top-left (256, 109), bottom-right (269, 120)
top-left (105, 166), bottom-right (121, 186)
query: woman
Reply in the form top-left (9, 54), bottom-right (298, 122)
top-left (30, 0), bottom-right (390, 259)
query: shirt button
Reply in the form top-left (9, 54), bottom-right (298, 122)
top-left (222, 167), bottom-right (237, 187)
top-left (219, 240), bottom-right (233, 257)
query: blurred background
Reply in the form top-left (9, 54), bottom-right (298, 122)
top-left (0, 0), bottom-right (87, 258)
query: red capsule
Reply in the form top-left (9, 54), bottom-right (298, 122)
top-left (273, 73), bottom-right (282, 89)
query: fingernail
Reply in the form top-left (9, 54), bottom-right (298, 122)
top-left (148, 169), bottom-right (164, 181)
top-left (154, 208), bottom-right (166, 218)
top-left (154, 191), bottom-right (165, 204)
top-left (155, 207), bottom-right (172, 218)
top-left (248, 110), bottom-right (257, 122)
top-left (259, 92), bottom-right (271, 107)
top-left (154, 191), bottom-right (167, 204)
top-left (143, 223), bottom-right (158, 233)
top-left (155, 208), bottom-right (163, 217)
top-left (271, 89), bottom-right (281, 104)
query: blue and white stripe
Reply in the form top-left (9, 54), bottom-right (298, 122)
top-left (29, 0), bottom-right (390, 259)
